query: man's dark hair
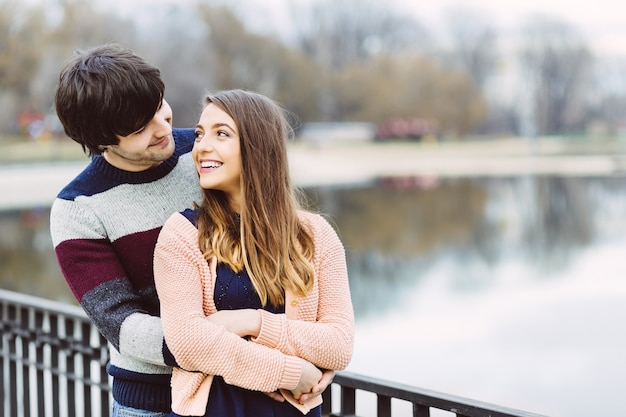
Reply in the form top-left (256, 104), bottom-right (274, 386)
top-left (54, 43), bottom-right (165, 156)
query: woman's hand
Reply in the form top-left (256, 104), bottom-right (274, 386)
top-left (207, 309), bottom-right (261, 338)
top-left (265, 368), bottom-right (335, 403)
top-left (291, 358), bottom-right (322, 400)
top-left (298, 369), bottom-right (335, 404)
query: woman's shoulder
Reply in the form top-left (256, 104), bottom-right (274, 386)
top-left (297, 209), bottom-right (321, 223)
top-left (297, 210), bottom-right (344, 257)
top-left (161, 209), bottom-right (200, 238)
top-left (297, 210), bottom-right (335, 234)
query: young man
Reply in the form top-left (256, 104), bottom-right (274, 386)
top-left (50, 44), bottom-right (332, 416)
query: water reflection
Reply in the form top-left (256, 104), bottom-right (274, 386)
top-left (2, 175), bottom-right (625, 416)
top-left (6, 175), bottom-right (617, 309)
top-left (304, 174), bottom-right (626, 417)
top-left (304, 175), bottom-right (616, 320)
top-left (0, 207), bottom-right (74, 303)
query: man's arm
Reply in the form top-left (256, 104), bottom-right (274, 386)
top-left (51, 198), bottom-right (170, 366)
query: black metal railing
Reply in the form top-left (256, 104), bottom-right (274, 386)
top-left (321, 372), bottom-right (547, 417)
top-left (0, 289), bottom-right (546, 417)
top-left (0, 289), bottom-right (110, 417)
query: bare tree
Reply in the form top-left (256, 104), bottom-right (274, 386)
top-left (191, 4), bottom-right (324, 124)
top-left (0, 0), bottom-right (48, 133)
top-left (288, 0), bottom-right (430, 71)
top-left (587, 56), bottom-right (626, 136)
top-left (443, 6), bottom-right (498, 89)
top-left (329, 55), bottom-right (487, 135)
top-left (518, 15), bottom-right (592, 135)
top-left (40, 0), bottom-right (142, 120)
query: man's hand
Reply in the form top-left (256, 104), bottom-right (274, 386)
top-left (298, 369), bottom-right (335, 404)
top-left (263, 390), bottom-right (286, 402)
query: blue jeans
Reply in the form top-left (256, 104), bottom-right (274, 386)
top-left (111, 400), bottom-right (168, 417)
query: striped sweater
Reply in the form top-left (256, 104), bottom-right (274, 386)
top-left (153, 210), bottom-right (355, 415)
top-left (49, 128), bottom-right (203, 412)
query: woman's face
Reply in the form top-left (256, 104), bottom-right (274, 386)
top-left (193, 103), bottom-right (242, 210)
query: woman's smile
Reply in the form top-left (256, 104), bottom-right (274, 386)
top-left (199, 160), bottom-right (223, 171)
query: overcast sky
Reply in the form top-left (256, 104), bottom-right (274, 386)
top-left (406, 0), bottom-right (626, 55)
top-left (82, 0), bottom-right (626, 56)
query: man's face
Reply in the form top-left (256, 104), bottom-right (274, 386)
top-left (103, 99), bottom-right (175, 171)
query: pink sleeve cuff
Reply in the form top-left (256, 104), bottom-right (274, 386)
top-left (280, 355), bottom-right (302, 390)
top-left (253, 309), bottom-right (284, 349)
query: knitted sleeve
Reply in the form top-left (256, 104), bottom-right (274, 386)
top-left (252, 212), bottom-right (355, 371)
top-left (50, 198), bottom-right (168, 366)
top-left (154, 213), bottom-right (303, 392)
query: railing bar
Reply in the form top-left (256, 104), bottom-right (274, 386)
top-left (98, 327), bottom-right (111, 417)
top-left (340, 386), bottom-right (356, 415)
top-left (20, 306), bottom-right (31, 417)
top-left (0, 289), bottom-right (85, 320)
top-left (35, 310), bottom-right (46, 417)
top-left (414, 403), bottom-right (430, 417)
top-left (333, 372), bottom-right (547, 417)
top-left (377, 394), bottom-right (391, 417)
top-left (322, 387), bottom-right (332, 416)
top-left (65, 317), bottom-right (77, 417)
top-left (8, 304), bottom-right (18, 416)
top-left (81, 321), bottom-right (93, 415)
top-left (0, 353), bottom-right (109, 388)
top-left (1, 301), bottom-right (6, 417)
top-left (49, 314), bottom-right (60, 417)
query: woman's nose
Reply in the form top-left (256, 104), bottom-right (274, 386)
top-left (194, 136), bottom-right (213, 152)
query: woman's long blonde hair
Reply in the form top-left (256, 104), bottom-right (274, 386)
top-left (196, 89), bottom-right (315, 307)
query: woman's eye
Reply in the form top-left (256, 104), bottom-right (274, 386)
top-left (194, 131), bottom-right (203, 141)
top-left (217, 130), bottom-right (228, 137)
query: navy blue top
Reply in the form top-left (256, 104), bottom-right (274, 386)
top-left (172, 209), bottom-right (321, 417)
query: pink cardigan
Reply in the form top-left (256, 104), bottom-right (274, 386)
top-left (154, 210), bottom-right (354, 415)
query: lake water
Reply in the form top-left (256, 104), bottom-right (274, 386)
top-left (2, 174), bottom-right (625, 417)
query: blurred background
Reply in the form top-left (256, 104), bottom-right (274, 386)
top-left (1, 0), bottom-right (626, 416)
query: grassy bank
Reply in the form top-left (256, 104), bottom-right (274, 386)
top-left (1, 134), bottom-right (625, 166)
top-left (0, 136), bottom-right (88, 164)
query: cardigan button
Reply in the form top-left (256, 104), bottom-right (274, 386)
top-left (291, 299), bottom-right (298, 307)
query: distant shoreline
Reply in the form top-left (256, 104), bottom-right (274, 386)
top-left (2, 137), bottom-right (626, 211)
top-left (288, 137), bottom-right (626, 187)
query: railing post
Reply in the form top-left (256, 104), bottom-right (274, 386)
top-left (7, 303), bottom-right (17, 415)
top-left (377, 393), bottom-right (391, 417)
top-left (20, 305), bottom-right (32, 417)
top-left (79, 320), bottom-right (91, 415)
top-left (414, 403), bottom-right (430, 417)
top-left (65, 316), bottom-right (77, 417)
top-left (96, 325), bottom-right (111, 417)
top-left (50, 311), bottom-right (61, 417)
top-left (322, 383), bottom-right (333, 416)
top-left (0, 299), bottom-right (4, 417)
top-left (340, 385), bottom-right (356, 416)
top-left (35, 309), bottom-right (46, 416)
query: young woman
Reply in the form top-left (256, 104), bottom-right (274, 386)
top-left (153, 90), bottom-right (354, 417)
